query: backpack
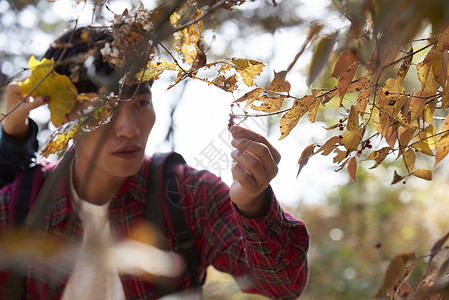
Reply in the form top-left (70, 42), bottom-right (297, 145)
top-left (8, 151), bottom-right (202, 298)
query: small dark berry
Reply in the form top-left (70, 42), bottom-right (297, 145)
top-left (385, 91), bottom-right (390, 95)
top-left (375, 243), bottom-right (382, 249)
top-left (403, 180), bottom-right (406, 184)
top-left (357, 150), bottom-right (362, 155)
top-left (230, 103), bottom-right (234, 107)
top-left (339, 119), bottom-right (343, 123)
top-left (339, 127), bottom-right (344, 131)
top-left (367, 145), bottom-right (372, 149)
top-left (338, 135), bottom-right (343, 139)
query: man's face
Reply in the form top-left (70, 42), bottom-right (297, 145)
top-left (74, 92), bottom-right (155, 180)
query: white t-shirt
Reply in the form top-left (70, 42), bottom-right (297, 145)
top-left (62, 165), bottom-right (126, 300)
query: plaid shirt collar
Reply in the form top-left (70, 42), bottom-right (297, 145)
top-left (47, 153), bottom-right (150, 227)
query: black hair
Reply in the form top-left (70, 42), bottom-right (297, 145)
top-left (43, 26), bottom-right (151, 95)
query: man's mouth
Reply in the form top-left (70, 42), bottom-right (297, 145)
top-left (112, 145), bottom-right (142, 159)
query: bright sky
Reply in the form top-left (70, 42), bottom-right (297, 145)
top-left (5, 0), bottom-right (350, 206)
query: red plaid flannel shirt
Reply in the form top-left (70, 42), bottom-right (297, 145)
top-left (0, 156), bottom-right (309, 299)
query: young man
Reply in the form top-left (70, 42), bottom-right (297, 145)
top-left (0, 27), bottom-right (309, 299)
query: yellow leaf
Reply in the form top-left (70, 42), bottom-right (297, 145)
top-left (346, 77), bottom-right (370, 93)
top-left (210, 74), bottom-right (238, 92)
top-left (435, 114), bottom-right (449, 166)
top-left (347, 157), bottom-right (357, 183)
top-left (412, 141), bottom-right (434, 156)
top-left (19, 56), bottom-right (77, 127)
top-left (231, 58), bottom-right (265, 87)
top-left (417, 45), bottom-right (440, 93)
top-left (423, 101), bottom-right (436, 125)
top-left (356, 87), bottom-right (371, 115)
top-left (420, 124), bottom-right (437, 149)
top-left (268, 70), bottom-right (291, 93)
top-left (347, 105), bottom-right (360, 135)
top-left (412, 169), bottom-right (432, 180)
top-left (364, 146), bottom-right (391, 169)
top-left (279, 94), bottom-right (317, 140)
top-left (397, 46), bottom-right (413, 84)
top-left (130, 59), bottom-right (178, 84)
top-left (40, 123), bottom-right (80, 158)
top-left (402, 148), bottom-right (416, 173)
top-left (172, 10), bottom-right (203, 65)
top-left (234, 87), bottom-right (264, 108)
top-left (251, 95), bottom-right (284, 113)
top-left (341, 130), bottom-right (362, 152)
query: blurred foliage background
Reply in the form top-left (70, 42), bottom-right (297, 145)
top-left (3, 0), bottom-right (449, 299)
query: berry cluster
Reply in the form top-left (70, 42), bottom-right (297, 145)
top-left (338, 119), bottom-right (345, 131)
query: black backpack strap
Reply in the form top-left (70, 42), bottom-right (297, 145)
top-left (145, 152), bottom-right (202, 296)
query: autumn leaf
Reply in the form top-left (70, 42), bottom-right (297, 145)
top-left (412, 141), bottom-right (434, 156)
top-left (333, 148), bottom-right (349, 164)
top-left (129, 59), bottom-right (179, 84)
top-left (234, 87), bottom-right (264, 108)
top-left (268, 70), bottom-right (291, 93)
top-left (330, 50), bottom-right (358, 79)
top-left (398, 127), bottom-right (417, 149)
top-left (428, 231), bottom-right (449, 266)
top-left (416, 45), bottom-right (439, 93)
top-left (346, 77), bottom-right (370, 93)
top-left (338, 61), bottom-right (359, 103)
top-left (211, 74), bottom-right (238, 92)
top-left (216, 58), bottom-right (265, 87)
top-left (251, 95), bottom-right (285, 113)
top-left (410, 90), bottom-right (427, 123)
top-left (375, 252), bottom-right (415, 298)
top-left (297, 144), bottom-right (316, 177)
top-left (19, 56), bottom-right (78, 127)
top-left (171, 9), bottom-right (203, 64)
top-left (397, 282), bottom-right (414, 298)
top-left (347, 105), bottom-right (361, 136)
top-left (397, 46), bottom-right (413, 84)
top-left (315, 136), bottom-right (341, 156)
top-left (435, 114), bottom-right (449, 166)
top-left (391, 170), bottom-right (405, 185)
top-left (402, 148), bottom-right (416, 173)
top-left (356, 87), bottom-right (371, 115)
top-left (412, 169), bottom-right (432, 180)
top-left (308, 32), bottom-right (338, 86)
top-left (341, 130), bottom-right (362, 152)
top-left (364, 147), bottom-right (391, 169)
top-left (279, 94), bottom-right (317, 140)
top-left (347, 157), bottom-right (357, 182)
top-left (40, 122), bottom-right (80, 158)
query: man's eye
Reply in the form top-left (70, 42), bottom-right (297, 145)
top-left (137, 100), bottom-right (151, 107)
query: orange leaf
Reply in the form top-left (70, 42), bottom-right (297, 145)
top-left (316, 136), bottom-right (341, 156)
top-left (269, 70), bottom-right (291, 93)
top-left (397, 46), bottom-right (413, 84)
top-left (330, 50), bottom-right (358, 79)
top-left (347, 157), bottom-right (357, 182)
top-left (297, 144), bottom-right (316, 177)
top-left (338, 61), bottom-right (359, 103)
top-left (410, 90), bottom-right (427, 122)
top-left (399, 127), bottom-right (417, 149)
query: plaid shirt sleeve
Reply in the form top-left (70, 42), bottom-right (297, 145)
top-left (0, 119), bottom-right (38, 187)
top-left (181, 165), bottom-right (309, 300)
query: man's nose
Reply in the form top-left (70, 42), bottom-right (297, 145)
top-left (114, 106), bottom-right (140, 139)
